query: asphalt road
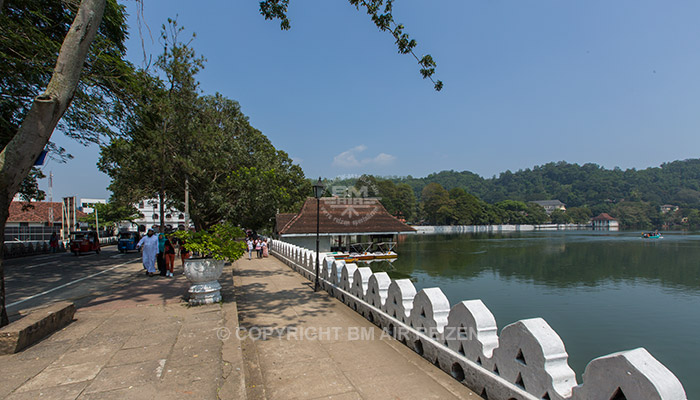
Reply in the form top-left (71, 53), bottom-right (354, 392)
top-left (3, 245), bottom-right (145, 319)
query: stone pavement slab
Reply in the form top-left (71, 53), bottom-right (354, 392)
top-left (0, 261), bottom-right (246, 400)
top-left (234, 256), bottom-right (481, 400)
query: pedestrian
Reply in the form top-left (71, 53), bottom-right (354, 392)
top-left (49, 232), bottom-right (59, 253)
top-left (247, 238), bottom-right (254, 260)
top-left (136, 228), bottom-right (159, 276)
top-left (164, 236), bottom-right (176, 277)
top-left (262, 239), bottom-right (268, 258)
top-left (179, 237), bottom-right (191, 268)
top-left (255, 239), bottom-right (262, 259)
top-left (157, 232), bottom-right (167, 276)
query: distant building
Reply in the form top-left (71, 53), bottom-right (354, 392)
top-left (660, 204), bottom-right (679, 214)
top-left (133, 198), bottom-right (186, 232)
top-left (277, 197), bottom-right (415, 252)
top-left (5, 201), bottom-right (88, 242)
top-left (591, 213), bottom-right (619, 230)
top-left (531, 200), bottom-right (566, 215)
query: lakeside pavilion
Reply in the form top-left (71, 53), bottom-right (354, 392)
top-left (275, 197), bottom-right (415, 252)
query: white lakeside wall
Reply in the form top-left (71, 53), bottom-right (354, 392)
top-left (269, 240), bottom-right (686, 400)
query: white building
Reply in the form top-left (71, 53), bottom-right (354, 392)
top-left (133, 198), bottom-right (187, 232)
top-left (531, 200), bottom-right (566, 215)
top-left (591, 213), bottom-right (620, 230)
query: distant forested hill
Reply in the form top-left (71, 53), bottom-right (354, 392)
top-left (389, 159), bottom-right (700, 208)
top-left (323, 159), bottom-right (700, 228)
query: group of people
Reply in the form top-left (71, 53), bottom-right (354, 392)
top-left (246, 237), bottom-right (268, 260)
top-left (136, 228), bottom-right (190, 277)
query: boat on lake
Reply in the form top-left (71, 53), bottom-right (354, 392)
top-left (642, 231), bottom-right (663, 239)
top-left (338, 242), bottom-right (399, 263)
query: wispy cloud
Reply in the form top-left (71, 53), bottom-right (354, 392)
top-left (332, 145), bottom-right (396, 169)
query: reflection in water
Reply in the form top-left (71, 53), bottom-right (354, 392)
top-left (370, 231), bottom-right (700, 398)
top-left (388, 232), bottom-right (700, 289)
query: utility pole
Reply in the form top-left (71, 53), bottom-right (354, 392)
top-left (184, 177), bottom-right (190, 229)
top-left (160, 120), bottom-right (166, 233)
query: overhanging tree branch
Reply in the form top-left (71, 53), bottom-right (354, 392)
top-left (0, 0), bottom-right (107, 328)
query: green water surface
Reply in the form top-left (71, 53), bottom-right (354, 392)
top-left (370, 231), bottom-right (700, 397)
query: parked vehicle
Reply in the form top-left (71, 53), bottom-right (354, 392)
top-left (69, 231), bottom-right (100, 255)
top-left (117, 231), bottom-right (140, 253)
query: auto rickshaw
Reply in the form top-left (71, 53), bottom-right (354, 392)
top-left (69, 231), bottom-right (101, 255)
top-left (118, 231), bottom-right (140, 253)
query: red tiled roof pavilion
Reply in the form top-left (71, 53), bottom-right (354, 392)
top-left (278, 197), bottom-right (415, 236)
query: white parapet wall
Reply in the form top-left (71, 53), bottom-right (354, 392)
top-left (413, 224), bottom-right (590, 234)
top-left (269, 240), bottom-right (687, 400)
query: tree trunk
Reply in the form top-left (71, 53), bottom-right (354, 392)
top-left (0, 207), bottom-right (9, 326)
top-left (0, 0), bottom-right (107, 327)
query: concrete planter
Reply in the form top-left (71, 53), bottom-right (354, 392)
top-left (184, 258), bottom-right (224, 305)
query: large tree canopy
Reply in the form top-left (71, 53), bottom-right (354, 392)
top-left (99, 25), bottom-right (307, 230)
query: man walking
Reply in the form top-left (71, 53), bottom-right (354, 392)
top-left (137, 228), bottom-right (159, 276)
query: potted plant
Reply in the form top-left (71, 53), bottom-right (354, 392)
top-left (173, 223), bottom-right (247, 305)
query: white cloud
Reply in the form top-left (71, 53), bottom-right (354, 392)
top-left (332, 145), bottom-right (396, 169)
top-left (372, 153), bottom-right (396, 165)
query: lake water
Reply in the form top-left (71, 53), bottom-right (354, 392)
top-left (370, 231), bottom-right (700, 398)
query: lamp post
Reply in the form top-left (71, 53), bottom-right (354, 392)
top-left (312, 177), bottom-right (325, 292)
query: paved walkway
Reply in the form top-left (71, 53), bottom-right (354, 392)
top-left (0, 261), bottom-right (244, 400)
top-left (1, 254), bottom-right (480, 400)
top-left (234, 256), bottom-right (480, 400)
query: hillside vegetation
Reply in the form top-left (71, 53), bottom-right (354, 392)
top-left (333, 159), bottom-right (700, 229)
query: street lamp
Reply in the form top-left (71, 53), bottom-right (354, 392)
top-left (312, 177), bottom-right (325, 292)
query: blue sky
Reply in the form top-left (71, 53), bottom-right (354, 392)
top-left (41, 0), bottom-right (700, 200)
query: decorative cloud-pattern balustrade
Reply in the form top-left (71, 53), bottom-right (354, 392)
top-left (269, 240), bottom-right (687, 400)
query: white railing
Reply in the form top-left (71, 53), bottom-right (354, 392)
top-left (269, 239), bottom-right (686, 400)
top-left (412, 224), bottom-right (591, 234)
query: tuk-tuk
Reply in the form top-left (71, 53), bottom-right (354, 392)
top-left (118, 231), bottom-right (140, 253)
top-left (69, 231), bottom-right (101, 255)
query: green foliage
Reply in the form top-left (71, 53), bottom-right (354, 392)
top-left (566, 207), bottom-right (592, 224)
top-left (449, 187), bottom-right (484, 225)
top-left (260, 0), bottom-right (442, 91)
top-left (173, 223), bottom-right (247, 261)
top-left (99, 22), bottom-right (306, 231)
top-left (550, 209), bottom-right (571, 224)
top-left (421, 182), bottom-right (452, 224)
top-left (610, 202), bottom-right (657, 230)
top-left (0, 0), bottom-right (134, 200)
top-left (374, 159), bottom-right (700, 228)
top-left (79, 202), bottom-right (141, 228)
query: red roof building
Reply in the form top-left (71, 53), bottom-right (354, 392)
top-left (277, 197), bottom-right (415, 252)
top-left (5, 201), bottom-right (88, 242)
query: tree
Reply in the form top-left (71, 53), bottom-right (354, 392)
top-left (79, 202), bottom-right (141, 230)
top-left (550, 209), bottom-right (571, 224)
top-left (421, 183), bottom-right (451, 224)
top-left (566, 206), bottom-right (592, 224)
top-left (100, 74), bottom-right (308, 230)
top-left (0, 0), bottom-right (117, 327)
top-left (524, 203), bottom-right (548, 224)
top-left (449, 187), bottom-right (484, 225)
top-left (394, 183), bottom-right (416, 221)
top-left (610, 202), bottom-right (656, 229)
top-left (260, 0), bottom-right (443, 91)
top-left (1, 0), bottom-right (132, 201)
top-left (0, 0), bottom-right (442, 327)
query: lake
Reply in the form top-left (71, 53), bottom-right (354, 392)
top-left (370, 231), bottom-right (700, 398)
